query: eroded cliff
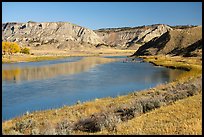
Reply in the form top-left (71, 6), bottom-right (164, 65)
top-left (2, 21), bottom-right (104, 50)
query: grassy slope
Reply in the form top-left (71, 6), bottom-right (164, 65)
top-left (115, 93), bottom-right (202, 135)
top-left (2, 55), bottom-right (202, 135)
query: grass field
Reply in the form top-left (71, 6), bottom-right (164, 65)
top-left (113, 93), bottom-right (202, 135)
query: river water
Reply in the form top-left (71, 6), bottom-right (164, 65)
top-left (2, 56), bottom-right (183, 120)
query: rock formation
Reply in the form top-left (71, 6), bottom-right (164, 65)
top-left (132, 26), bottom-right (202, 57)
top-left (2, 21), bottom-right (104, 50)
top-left (2, 21), bottom-right (201, 57)
top-left (94, 24), bottom-right (172, 50)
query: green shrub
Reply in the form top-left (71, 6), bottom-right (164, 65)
top-left (74, 114), bottom-right (104, 132)
top-left (140, 99), bottom-right (161, 113)
top-left (115, 107), bottom-right (136, 121)
top-left (20, 47), bottom-right (30, 54)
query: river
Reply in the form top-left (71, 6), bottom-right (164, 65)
top-left (2, 56), bottom-right (183, 120)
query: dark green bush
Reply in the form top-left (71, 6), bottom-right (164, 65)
top-left (141, 100), bottom-right (161, 113)
top-left (115, 107), bottom-right (136, 121)
top-left (20, 47), bottom-right (30, 54)
top-left (74, 112), bottom-right (120, 133)
top-left (74, 115), bottom-right (104, 132)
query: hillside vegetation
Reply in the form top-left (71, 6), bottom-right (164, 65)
top-left (113, 94), bottom-right (202, 135)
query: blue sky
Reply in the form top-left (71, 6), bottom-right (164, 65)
top-left (2, 2), bottom-right (202, 30)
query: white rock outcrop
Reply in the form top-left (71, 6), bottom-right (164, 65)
top-left (95, 24), bottom-right (172, 49)
top-left (2, 22), bottom-right (104, 50)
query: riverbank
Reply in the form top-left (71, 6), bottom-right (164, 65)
top-left (2, 55), bottom-right (202, 135)
top-left (2, 55), bottom-right (70, 63)
top-left (2, 49), bottom-right (135, 63)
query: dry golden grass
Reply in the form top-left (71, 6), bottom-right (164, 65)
top-left (114, 93), bottom-right (202, 135)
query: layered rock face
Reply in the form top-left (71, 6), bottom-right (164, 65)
top-left (2, 22), bottom-right (173, 51)
top-left (2, 22), bottom-right (104, 50)
top-left (2, 22), bottom-right (201, 57)
top-left (94, 24), bottom-right (172, 50)
top-left (132, 26), bottom-right (202, 57)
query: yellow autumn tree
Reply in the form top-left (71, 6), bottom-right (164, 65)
top-left (2, 42), bottom-right (21, 55)
top-left (8, 42), bottom-right (21, 55)
top-left (2, 42), bottom-right (9, 55)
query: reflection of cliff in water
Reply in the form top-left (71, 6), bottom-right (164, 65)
top-left (2, 57), bottom-right (116, 83)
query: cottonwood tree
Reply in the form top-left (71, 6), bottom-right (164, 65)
top-left (2, 42), bottom-right (21, 55)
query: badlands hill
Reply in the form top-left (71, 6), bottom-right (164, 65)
top-left (2, 21), bottom-right (104, 51)
top-left (132, 26), bottom-right (202, 57)
top-left (2, 22), bottom-right (172, 51)
top-left (94, 24), bottom-right (172, 50)
top-left (2, 21), bottom-right (202, 57)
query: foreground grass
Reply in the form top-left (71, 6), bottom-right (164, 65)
top-left (2, 55), bottom-right (202, 135)
top-left (115, 93), bottom-right (202, 135)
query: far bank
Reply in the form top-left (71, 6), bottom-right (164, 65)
top-left (2, 49), bottom-right (135, 63)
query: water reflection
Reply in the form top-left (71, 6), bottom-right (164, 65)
top-left (144, 66), bottom-right (182, 83)
top-left (2, 56), bottom-right (184, 120)
top-left (2, 57), bottom-right (116, 83)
